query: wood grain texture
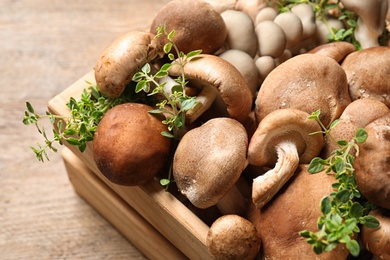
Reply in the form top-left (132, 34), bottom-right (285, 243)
top-left (0, 0), bottom-right (170, 258)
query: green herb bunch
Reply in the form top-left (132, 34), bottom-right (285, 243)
top-left (299, 110), bottom-right (379, 257)
top-left (277, 0), bottom-right (360, 48)
top-left (132, 24), bottom-right (201, 141)
top-left (23, 85), bottom-right (138, 162)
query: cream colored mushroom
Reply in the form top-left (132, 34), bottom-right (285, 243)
top-left (273, 11), bottom-right (303, 49)
top-left (255, 7), bottom-right (278, 25)
top-left (255, 55), bottom-right (276, 82)
top-left (247, 109), bottom-right (323, 209)
top-left (203, 0), bottom-right (236, 13)
top-left (219, 49), bottom-right (259, 97)
top-left (291, 3), bottom-right (317, 40)
top-left (255, 20), bottom-right (287, 58)
top-left (221, 10), bottom-right (258, 57)
top-left (173, 117), bottom-right (249, 216)
top-left (341, 0), bottom-right (388, 49)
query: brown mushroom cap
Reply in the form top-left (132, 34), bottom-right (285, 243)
top-left (341, 46), bottom-right (390, 108)
top-left (94, 31), bottom-right (163, 98)
top-left (169, 54), bottom-right (253, 124)
top-left (93, 103), bottom-right (172, 186)
top-left (248, 108), bottom-right (323, 208)
top-left (361, 208), bottom-right (390, 259)
top-left (173, 117), bottom-right (248, 209)
top-left (255, 53), bottom-right (351, 127)
top-left (354, 112), bottom-right (390, 210)
top-left (308, 41), bottom-right (356, 63)
top-left (248, 164), bottom-right (351, 260)
top-left (149, 0), bottom-right (227, 55)
top-left (322, 98), bottom-right (390, 158)
top-left (206, 214), bottom-right (261, 260)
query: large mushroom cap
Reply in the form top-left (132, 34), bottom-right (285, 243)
top-left (93, 103), bottom-right (172, 186)
top-left (248, 165), bottom-right (351, 259)
top-left (341, 46), bottom-right (390, 108)
top-left (150, 0), bottom-right (227, 55)
top-left (354, 112), bottom-right (390, 210)
top-left (94, 31), bottom-right (163, 98)
top-left (169, 54), bottom-right (253, 124)
top-left (255, 53), bottom-right (351, 127)
top-left (308, 41), bottom-right (356, 63)
top-left (206, 214), bottom-right (261, 260)
top-left (173, 117), bottom-right (248, 209)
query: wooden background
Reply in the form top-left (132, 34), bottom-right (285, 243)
top-left (0, 0), bottom-right (171, 258)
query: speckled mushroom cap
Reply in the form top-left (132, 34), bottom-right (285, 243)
top-left (169, 54), bottom-right (253, 123)
top-left (206, 214), bottom-right (261, 260)
top-left (354, 112), bottom-right (390, 210)
top-left (341, 46), bottom-right (390, 107)
top-left (149, 0), bottom-right (227, 55)
top-left (173, 117), bottom-right (248, 209)
top-left (255, 53), bottom-right (351, 127)
top-left (94, 31), bottom-right (163, 98)
top-left (248, 165), bottom-right (351, 260)
top-left (322, 98), bottom-right (390, 158)
top-left (93, 103), bottom-right (172, 186)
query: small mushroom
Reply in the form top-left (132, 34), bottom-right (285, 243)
top-left (290, 3), bottom-right (317, 40)
top-left (255, 20), bottom-right (287, 58)
top-left (94, 31), bottom-right (163, 98)
top-left (218, 49), bottom-right (259, 97)
top-left (169, 54), bottom-right (253, 124)
top-left (341, 46), bottom-right (390, 108)
top-left (248, 164), bottom-right (351, 259)
top-left (314, 17), bottom-right (344, 46)
top-left (273, 11), bottom-right (303, 49)
top-left (247, 108), bottom-right (324, 209)
top-left (354, 112), bottom-right (390, 210)
top-left (308, 41), bottom-right (356, 63)
top-left (93, 103), bottom-right (172, 186)
top-left (173, 117), bottom-right (248, 216)
top-left (361, 208), bottom-right (390, 259)
top-left (206, 214), bottom-right (261, 260)
top-left (340, 0), bottom-right (388, 49)
top-left (150, 0), bottom-right (227, 55)
top-left (235, 0), bottom-right (263, 22)
top-left (255, 55), bottom-right (276, 82)
top-left (255, 7), bottom-right (278, 25)
top-left (321, 98), bottom-right (390, 158)
top-left (255, 53), bottom-right (351, 128)
top-left (220, 10), bottom-right (258, 57)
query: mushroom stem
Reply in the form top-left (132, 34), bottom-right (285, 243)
top-left (252, 140), bottom-right (299, 209)
top-left (185, 86), bottom-right (218, 124)
top-left (217, 184), bottom-right (248, 217)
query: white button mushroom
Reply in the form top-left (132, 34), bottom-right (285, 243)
top-left (221, 10), bottom-right (258, 57)
top-left (255, 7), bottom-right (278, 25)
top-left (273, 11), bottom-right (303, 49)
top-left (255, 20), bottom-right (287, 58)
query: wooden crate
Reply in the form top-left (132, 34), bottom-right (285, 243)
top-left (49, 71), bottom-right (212, 260)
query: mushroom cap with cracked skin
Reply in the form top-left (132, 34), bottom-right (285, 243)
top-left (169, 54), bottom-right (253, 124)
top-left (341, 46), bottom-right (390, 108)
top-left (322, 98), bottom-right (390, 158)
top-left (248, 108), bottom-right (323, 167)
top-left (206, 214), bottom-right (261, 260)
top-left (173, 117), bottom-right (248, 209)
top-left (93, 103), bottom-right (172, 186)
top-left (255, 53), bottom-right (351, 127)
top-left (354, 112), bottom-right (390, 210)
top-left (361, 208), bottom-right (390, 259)
top-left (94, 31), bottom-right (163, 98)
top-left (149, 0), bottom-right (227, 55)
top-left (248, 164), bottom-right (351, 260)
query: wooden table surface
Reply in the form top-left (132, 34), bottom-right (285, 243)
top-left (0, 0), bottom-right (171, 258)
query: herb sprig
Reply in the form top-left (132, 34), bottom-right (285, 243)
top-left (23, 85), bottom-right (137, 162)
top-left (300, 110), bottom-right (379, 257)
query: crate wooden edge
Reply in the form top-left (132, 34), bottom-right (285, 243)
top-left (62, 147), bottom-right (187, 260)
top-left (49, 71), bottom-right (211, 260)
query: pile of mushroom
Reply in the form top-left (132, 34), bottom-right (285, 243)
top-left (88, 0), bottom-right (390, 258)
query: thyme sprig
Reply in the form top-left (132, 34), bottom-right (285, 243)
top-left (300, 110), bottom-right (379, 257)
